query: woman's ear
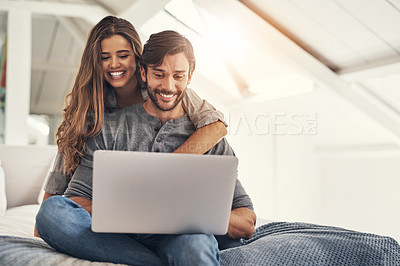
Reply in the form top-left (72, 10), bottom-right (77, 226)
top-left (140, 66), bottom-right (147, 83)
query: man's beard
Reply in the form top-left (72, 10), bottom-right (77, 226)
top-left (146, 85), bottom-right (186, 112)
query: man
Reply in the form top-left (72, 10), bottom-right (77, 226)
top-left (36, 30), bottom-right (256, 265)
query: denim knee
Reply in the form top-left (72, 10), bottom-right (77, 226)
top-left (36, 196), bottom-right (66, 232)
top-left (173, 234), bottom-right (220, 265)
top-left (36, 196), bottom-right (87, 239)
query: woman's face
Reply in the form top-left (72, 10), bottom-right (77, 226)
top-left (101, 34), bottom-right (137, 90)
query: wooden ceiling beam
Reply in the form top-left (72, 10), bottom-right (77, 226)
top-left (0, 0), bottom-right (110, 25)
top-left (339, 56), bottom-right (400, 82)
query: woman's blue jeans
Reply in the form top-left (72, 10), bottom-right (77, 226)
top-left (36, 196), bottom-right (220, 265)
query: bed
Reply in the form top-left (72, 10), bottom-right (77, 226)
top-left (1, 145), bottom-right (399, 265)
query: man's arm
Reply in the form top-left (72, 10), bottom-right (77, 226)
top-left (173, 121), bottom-right (227, 154)
top-left (227, 207), bottom-right (256, 240)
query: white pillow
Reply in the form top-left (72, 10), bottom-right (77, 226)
top-left (37, 155), bottom-right (56, 204)
top-left (0, 158), bottom-right (7, 214)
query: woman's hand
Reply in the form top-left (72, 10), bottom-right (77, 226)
top-left (69, 197), bottom-right (92, 215)
top-left (34, 226), bottom-right (41, 238)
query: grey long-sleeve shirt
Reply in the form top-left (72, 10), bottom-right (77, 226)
top-left (63, 102), bottom-right (253, 211)
top-left (44, 87), bottom-right (226, 195)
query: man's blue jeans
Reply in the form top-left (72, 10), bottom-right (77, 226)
top-left (36, 196), bottom-right (220, 265)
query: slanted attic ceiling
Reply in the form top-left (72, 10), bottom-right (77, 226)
top-left (1, 0), bottom-right (399, 148)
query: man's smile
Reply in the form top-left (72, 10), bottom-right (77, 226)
top-left (157, 91), bottom-right (178, 102)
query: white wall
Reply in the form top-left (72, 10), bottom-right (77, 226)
top-left (318, 152), bottom-right (400, 243)
top-left (225, 92), bottom-right (323, 223)
top-left (226, 120), bottom-right (323, 224)
top-left (274, 135), bottom-right (323, 223)
top-left (224, 90), bottom-right (400, 244)
top-left (225, 108), bottom-right (276, 220)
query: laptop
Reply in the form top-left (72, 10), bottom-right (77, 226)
top-left (91, 150), bottom-right (238, 235)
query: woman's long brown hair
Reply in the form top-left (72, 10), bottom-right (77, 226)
top-left (56, 16), bottom-right (142, 175)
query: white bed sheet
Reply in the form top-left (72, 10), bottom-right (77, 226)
top-left (0, 204), bottom-right (273, 239)
top-left (0, 204), bottom-right (39, 238)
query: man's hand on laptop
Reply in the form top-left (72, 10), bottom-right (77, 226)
top-left (227, 207), bottom-right (256, 240)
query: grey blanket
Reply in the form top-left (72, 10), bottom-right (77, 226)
top-left (1, 222), bottom-right (399, 266)
top-left (221, 222), bottom-right (400, 265)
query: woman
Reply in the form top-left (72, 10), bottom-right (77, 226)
top-left (38, 16), bottom-right (227, 204)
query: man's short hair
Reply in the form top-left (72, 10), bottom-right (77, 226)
top-left (141, 30), bottom-right (196, 75)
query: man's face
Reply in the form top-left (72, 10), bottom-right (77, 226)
top-left (141, 52), bottom-right (192, 112)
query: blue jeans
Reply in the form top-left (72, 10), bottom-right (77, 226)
top-left (36, 196), bottom-right (220, 266)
